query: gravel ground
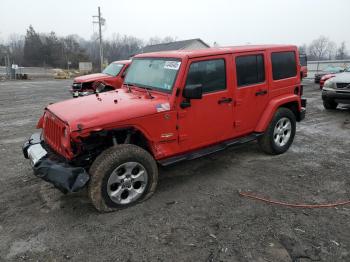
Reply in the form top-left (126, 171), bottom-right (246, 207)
top-left (0, 79), bottom-right (349, 262)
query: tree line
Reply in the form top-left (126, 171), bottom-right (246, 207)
top-left (0, 25), bottom-right (176, 70)
top-left (299, 36), bottom-right (349, 61)
top-left (0, 26), bottom-right (349, 70)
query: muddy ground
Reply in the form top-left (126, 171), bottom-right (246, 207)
top-left (0, 79), bottom-right (349, 262)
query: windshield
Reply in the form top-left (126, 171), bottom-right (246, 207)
top-left (324, 66), bottom-right (343, 73)
top-left (344, 67), bottom-right (350, 72)
top-left (124, 58), bottom-right (181, 92)
top-left (102, 63), bottom-right (124, 76)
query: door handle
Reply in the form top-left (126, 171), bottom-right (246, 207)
top-left (255, 90), bottom-right (268, 96)
top-left (218, 97), bottom-right (233, 104)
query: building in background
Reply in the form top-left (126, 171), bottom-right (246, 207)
top-left (139, 38), bottom-right (210, 54)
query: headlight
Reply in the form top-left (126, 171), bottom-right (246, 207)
top-left (324, 79), bottom-right (336, 89)
top-left (72, 82), bottom-right (82, 90)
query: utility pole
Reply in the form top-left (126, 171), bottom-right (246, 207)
top-left (93, 7), bottom-right (105, 72)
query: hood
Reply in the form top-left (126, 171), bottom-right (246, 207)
top-left (321, 74), bottom-right (335, 80)
top-left (74, 73), bottom-right (113, 83)
top-left (46, 89), bottom-right (170, 131)
top-left (332, 72), bottom-right (350, 83)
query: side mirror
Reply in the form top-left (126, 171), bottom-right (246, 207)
top-left (182, 84), bottom-right (203, 99)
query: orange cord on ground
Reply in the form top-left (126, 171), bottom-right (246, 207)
top-left (239, 191), bottom-right (350, 208)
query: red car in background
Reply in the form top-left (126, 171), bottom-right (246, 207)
top-left (320, 74), bottom-right (336, 89)
top-left (319, 67), bottom-right (349, 89)
top-left (71, 60), bottom-right (131, 97)
top-left (299, 54), bottom-right (308, 78)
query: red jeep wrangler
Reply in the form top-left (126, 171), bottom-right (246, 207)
top-left (23, 45), bottom-right (306, 212)
top-left (71, 60), bottom-right (131, 97)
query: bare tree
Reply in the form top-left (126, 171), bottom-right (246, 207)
top-left (147, 36), bottom-right (162, 45)
top-left (308, 36), bottom-right (336, 60)
top-left (147, 36), bottom-right (177, 46)
top-left (327, 41), bottom-right (336, 60)
top-left (335, 42), bottom-right (348, 60)
top-left (162, 36), bottom-right (177, 43)
top-left (7, 34), bottom-right (25, 65)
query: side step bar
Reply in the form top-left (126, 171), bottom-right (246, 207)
top-left (158, 133), bottom-right (262, 166)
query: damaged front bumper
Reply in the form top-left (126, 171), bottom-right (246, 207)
top-left (22, 133), bottom-right (90, 193)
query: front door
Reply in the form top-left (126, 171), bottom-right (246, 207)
top-left (233, 52), bottom-right (269, 135)
top-left (177, 56), bottom-right (234, 151)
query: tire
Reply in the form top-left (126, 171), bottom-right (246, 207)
top-left (258, 108), bottom-right (296, 155)
top-left (88, 144), bottom-right (158, 212)
top-left (323, 99), bottom-right (338, 110)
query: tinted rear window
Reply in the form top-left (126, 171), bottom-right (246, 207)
top-left (271, 51), bottom-right (297, 80)
top-left (236, 54), bottom-right (265, 87)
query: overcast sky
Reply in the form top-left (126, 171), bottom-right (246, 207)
top-left (1, 0), bottom-right (349, 47)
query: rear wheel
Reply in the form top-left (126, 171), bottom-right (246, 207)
top-left (88, 144), bottom-right (158, 212)
top-left (258, 108), bottom-right (296, 155)
top-left (323, 99), bottom-right (338, 110)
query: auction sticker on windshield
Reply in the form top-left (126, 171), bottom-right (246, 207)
top-left (164, 61), bottom-right (181, 70)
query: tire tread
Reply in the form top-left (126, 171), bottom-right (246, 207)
top-left (88, 144), bottom-right (158, 212)
top-left (258, 107), bottom-right (296, 155)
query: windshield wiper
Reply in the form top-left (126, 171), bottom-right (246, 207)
top-left (143, 86), bottom-right (154, 99)
top-left (124, 83), bottom-right (153, 98)
top-left (124, 82), bottom-right (135, 93)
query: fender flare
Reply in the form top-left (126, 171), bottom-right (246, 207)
top-left (255, 94), bottom-right (301, 132)
top-left (74, 125), bottom-right (157, 156)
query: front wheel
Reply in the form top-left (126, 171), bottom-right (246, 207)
top-left (258, 108), bottom-right (296, 155)
top-left (88, 144), bottom-right (158, 212)
top-left (323, 99), bottom-right (338, 110)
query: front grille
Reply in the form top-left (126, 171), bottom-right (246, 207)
top-left (43, 112), bottom-right (66, 156)
top-left (336, 83), bottom-right (350, 89)
top-left (81, 82), bottom-right (93, 90)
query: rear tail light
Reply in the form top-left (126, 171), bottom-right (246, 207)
top-left (294, 86), bottom-right (299, 95)
top-left (294, 86), bottom-right (303, 96)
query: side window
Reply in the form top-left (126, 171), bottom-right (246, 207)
top-left (236, 54), bottom-right (265, 87)
top-left (186, 59), bottom-right (226, 93)
top-left (271, 51), bottom-right (297, 80)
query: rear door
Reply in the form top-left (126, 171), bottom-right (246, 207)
top-left (177, 55), bottom-right (234, 151)
top-left (233, 52), bottom-right (270, 135)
